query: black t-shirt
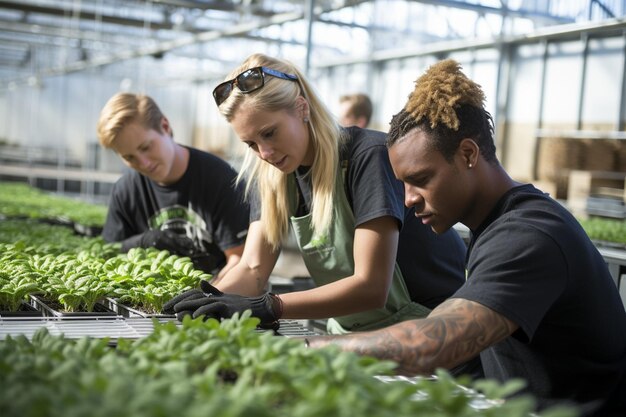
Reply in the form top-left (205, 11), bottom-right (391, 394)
top-left (103, 147), bottom-right (249, 259)
top-left (454, 184), bottom-right (626, 416)
top-left (251, 127), bottom-right (466, 309)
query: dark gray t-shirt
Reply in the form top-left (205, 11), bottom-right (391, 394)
top-left (454, 184), bottom-right (626, 416)
top-left (251, 127), bottom-right (466, 308)
top-left (103, 147), bottom-right (249, 259)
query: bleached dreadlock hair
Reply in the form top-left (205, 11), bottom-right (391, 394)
top-left (387, 59), bottom-right (497, 163)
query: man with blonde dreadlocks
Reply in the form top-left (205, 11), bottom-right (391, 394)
top-left (306, 59), bottom-right (626, 417)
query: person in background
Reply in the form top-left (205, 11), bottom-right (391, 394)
top-left (303, 59), bottom-right (626, 417)
top-left (338, 93), bottom-right (373, 128)
top-left (164, 53), bottom-right (474, 365)
top-left (96, 93), bottom-right (250, 280)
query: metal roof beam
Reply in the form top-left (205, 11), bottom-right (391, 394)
top-left (151, 0), bottom-right (232, 10)
top-left (407, 0), bottom-right (575, 24)
top-left (317, 17), bottom-right (626, 68)
top-left (0, 0), bottom-right (175, 31)
top-left (152, 0), bottom-right (280, 17)
top-left (0, 0), bottom-right (372, 88)
top-left (0, 19), bottom-right (148, 42)
top-left (316, 16), bottom-right (448, 43)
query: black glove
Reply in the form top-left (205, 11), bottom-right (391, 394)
top-left (122, 229), bottom-right (196, 256)
top-left (190, 252), bottom-right (225, 274)
top-left (162, 287), bottom-right (205, 317)
top-left (163, 280), bottom-right (281, 329)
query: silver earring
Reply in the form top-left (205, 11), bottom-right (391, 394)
top-left (468, 163), bottom-right (473, 168)
top-left (303, 116), bottom-right (309, 123)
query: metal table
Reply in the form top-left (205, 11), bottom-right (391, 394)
top-left (0, 316), bottom-right (318, 342)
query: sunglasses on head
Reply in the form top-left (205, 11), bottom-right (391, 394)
top-left (213, 66), bottom-right (298, 106)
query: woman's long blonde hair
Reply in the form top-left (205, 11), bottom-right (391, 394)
top-left (217, 53), bottom-right (343, 250)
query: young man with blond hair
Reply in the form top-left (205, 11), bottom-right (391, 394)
top-left (97, 93), bottom-right (249, 279)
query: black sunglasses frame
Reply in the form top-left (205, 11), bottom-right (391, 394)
top-left (213, 66), bottom-right (298, 106)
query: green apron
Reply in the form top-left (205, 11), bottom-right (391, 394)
top-left (288, 162), bottom-right (431, 334)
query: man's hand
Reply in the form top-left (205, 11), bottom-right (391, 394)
top-left (162, 280), bottom-right (282, 329)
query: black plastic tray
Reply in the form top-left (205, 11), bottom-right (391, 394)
top-left (0, 301), bottom-right (43, 318)
top-left (103, 297), bottom-right (175, 319)
top-left (38, 216), bottom-right (75, 228)
top-left (29, 294), bottom-right (118, 318)
top-left (73, 222), bottom-right (103, 237)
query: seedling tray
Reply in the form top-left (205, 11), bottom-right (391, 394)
top-left (0, 317), bottom-right (316, 342)
top-left (30, 294), bottom-right (118, 318)
top-left (103, 297), bottom-right (175, 319)
top-left (0, 317), bottom-right (176, 342)
top-left (38, 216), bottom-right (75, 228)
top-left (73, 222), bottom-right (103, 237)
top-left (0, 301), bottom-right (43, 318)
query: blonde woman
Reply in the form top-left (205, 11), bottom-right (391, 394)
top-left (164, 54), bottom-right (467, 336)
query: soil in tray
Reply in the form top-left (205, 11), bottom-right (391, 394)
top-left (30, 295), bottom-right (117, 317)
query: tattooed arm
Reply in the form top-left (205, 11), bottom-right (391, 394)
top-left (307, 298), bottom-right (518, 375)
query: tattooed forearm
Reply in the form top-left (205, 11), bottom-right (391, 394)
top-left (307, 298), bottom-right (517, 375)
